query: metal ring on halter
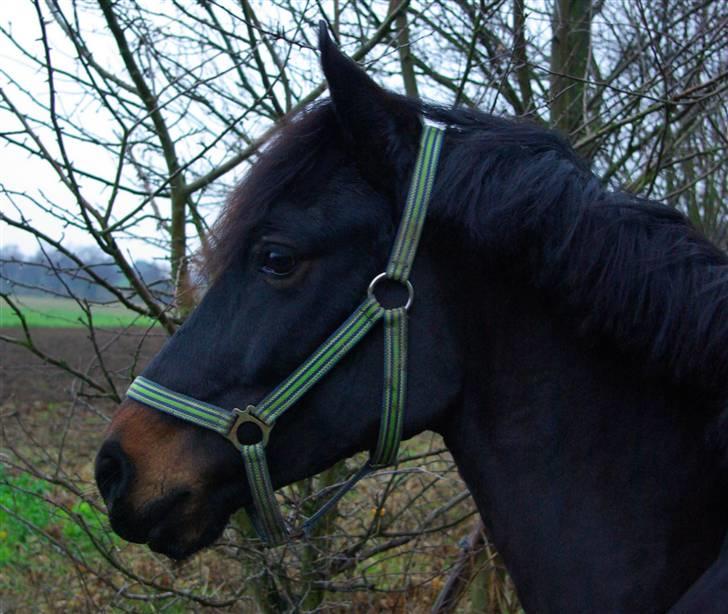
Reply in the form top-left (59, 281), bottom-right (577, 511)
top-left (367, 272), bottom-right (414, 311)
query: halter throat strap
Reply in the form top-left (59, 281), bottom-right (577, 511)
top-left (127, 125), bottom-right (444, 545)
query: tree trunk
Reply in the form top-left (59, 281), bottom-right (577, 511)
top-left (550, 0), bottom-right (592, 136)
top-left (389, 0), bottom-right (419, 97)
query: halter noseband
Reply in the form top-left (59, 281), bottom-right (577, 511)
top-left (126, 125), bottom-right (444, 545)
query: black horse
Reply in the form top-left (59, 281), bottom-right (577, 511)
top-left (95, 27), bottom-right (728, 612)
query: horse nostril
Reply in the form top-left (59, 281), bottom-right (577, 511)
top-left (95, 440), bottom-right (134, 507)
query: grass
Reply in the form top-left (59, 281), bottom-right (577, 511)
top-left (0, 466), bottom-right (191, 612)
top-left (0, 296), bottom-right (158, 328)
top-left (0, 465), bottom-right (118, 584)
top-left (0, 465), bottom-right (117, 563)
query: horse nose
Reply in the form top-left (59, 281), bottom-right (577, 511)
top-left (95, 440), bottom-right (134, 511)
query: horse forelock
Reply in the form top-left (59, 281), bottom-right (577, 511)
top-left (202, 101), bottom-right (339, 282)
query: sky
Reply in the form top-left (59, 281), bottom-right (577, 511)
top-left (0, 1), bottom-right (354, 263)
top-left (2, 5), bottom-right (98, 255)
top-left (1, 3), bottom-right (173, 262)
top-left (1, 1), bottom-right (270, 263)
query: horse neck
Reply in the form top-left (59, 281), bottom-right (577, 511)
top-left (438, 265), bottom-right (727, 612)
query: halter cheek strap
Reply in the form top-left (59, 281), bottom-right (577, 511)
top-left (127, 125), bottom-right (444, 545)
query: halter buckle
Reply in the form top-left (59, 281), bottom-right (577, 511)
top-left (227, 406), bottom-right (272, 450)
top-left (367, 272), bottom-right (414, 311)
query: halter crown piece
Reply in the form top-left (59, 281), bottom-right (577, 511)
top-left (126, 125), bottom-right (445, 545)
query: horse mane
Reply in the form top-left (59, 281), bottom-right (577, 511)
top-left (206, 97), bottom-right (728, 409)
top-left (417, 103), bottom-right (727, 401)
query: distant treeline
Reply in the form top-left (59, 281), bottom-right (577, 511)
top-left (0, 245), bottom-right (171, 301)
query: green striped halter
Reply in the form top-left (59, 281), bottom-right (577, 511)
top-left (126, 125), bottom-right (444, 545)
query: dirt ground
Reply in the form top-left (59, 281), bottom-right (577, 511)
top-left (1, 326), bottom-right (168, 493)
top-left (1, 327), bottom-right (166, 408)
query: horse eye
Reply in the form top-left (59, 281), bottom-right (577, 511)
top-left (259, 247), bottom-right (297, 278)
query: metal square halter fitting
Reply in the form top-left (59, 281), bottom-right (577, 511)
top-left (226, 406), bottom-right (272, 450)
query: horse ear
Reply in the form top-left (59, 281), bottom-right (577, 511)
top-left (318, 21), bottom-right (420, 193)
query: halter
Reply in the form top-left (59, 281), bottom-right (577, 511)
top-left (126, 125), bottom-right (444, 545)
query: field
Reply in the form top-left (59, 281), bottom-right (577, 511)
top-left (0, 296), bottom-right (158, 328)
top-left (0, 324), bottom-right (168, 611)
top-left (0, 307), bottom-right (519, 612)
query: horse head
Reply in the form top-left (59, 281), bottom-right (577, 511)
top-left (95, 26), bottom-right (462, 560)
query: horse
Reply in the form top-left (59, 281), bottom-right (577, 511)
top-left (95, 24), bottom-right (728, 612)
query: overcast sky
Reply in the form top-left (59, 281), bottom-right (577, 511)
top-left (1, 1), bottom-right (337, 263)
top-left (1, 2), bottom-right (247, 262)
